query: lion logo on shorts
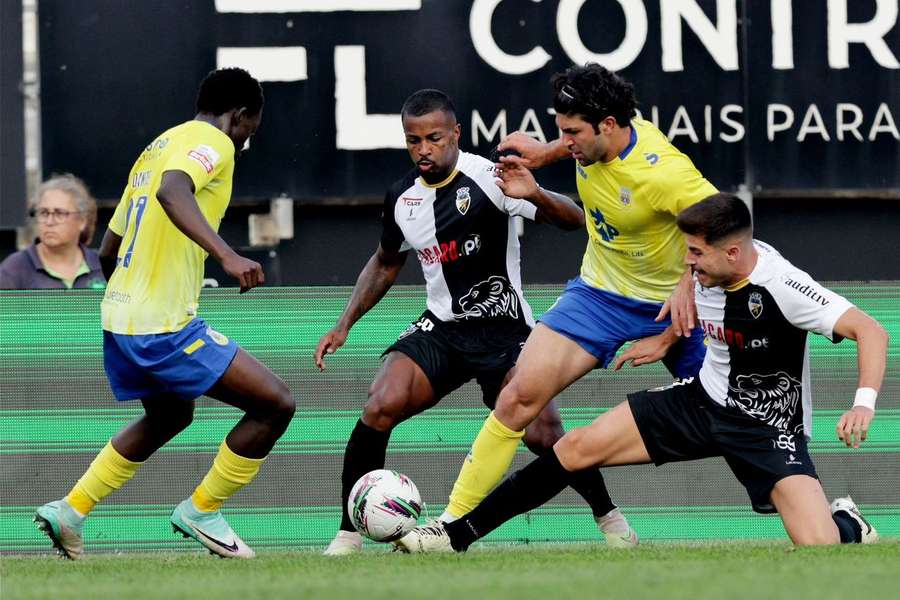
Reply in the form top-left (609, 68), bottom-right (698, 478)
top-left (453, 276), bottom-right (519, 320)
top-left (726, 371), bottom-right (802, 431)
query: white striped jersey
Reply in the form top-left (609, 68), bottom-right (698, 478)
top-left (696, 241), bottom-right (854, 439)
top-left (380, 151), bottom-right (538, 326)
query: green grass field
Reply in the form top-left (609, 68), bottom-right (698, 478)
top-left (3, 542), bottom-right (899, 600)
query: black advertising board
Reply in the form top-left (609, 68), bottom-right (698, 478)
top-left (38, 0), bottom-right (899, 201)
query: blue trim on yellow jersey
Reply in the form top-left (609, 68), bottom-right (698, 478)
top-left (617, 126), bottom-right (638, 160)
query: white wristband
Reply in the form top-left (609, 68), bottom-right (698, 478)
top-left (853, 387), bottom-right (877, 411)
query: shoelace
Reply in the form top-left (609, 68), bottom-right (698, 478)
top-left (419, 524), bottom-right (446, 537)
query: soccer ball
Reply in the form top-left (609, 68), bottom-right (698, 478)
top-left (348, 469), bottom-right (422, 542)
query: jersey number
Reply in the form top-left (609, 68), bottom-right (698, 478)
top-left (121, 195), bottom-right (148, 268)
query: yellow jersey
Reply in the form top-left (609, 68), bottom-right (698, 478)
top-left (576, 118), bottom-right (717, 303)
top-left (102, 120), bottom-right (235, 334)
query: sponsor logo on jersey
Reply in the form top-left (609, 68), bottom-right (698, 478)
top-left (590, 208), bottom-right (620, 242)
top-left (644, 152), bottom-right (659, 165)
top-left (748, 291), bottom-right (764, 319)
top-left (403, 197), bottom-right (422, 220)
top-left (701, 320), bottom-right (770, 352)
top-left (453, 276), bottom-right (520, 320)
top-left (781, 276), bottom-right (831, 306)
top-left (188, 144), bottom-right (221, 174)
top-left (461, 233), bottom-right (482, 257)
top-left (456, 187), bottom-right (471, 215)
top-left (726, 371), bottom-right (801, 432)
top-left (619, 187), bottom-right (632, 206)
top-left (417, 241), bottom-right (459, 265)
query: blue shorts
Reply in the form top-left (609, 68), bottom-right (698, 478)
top-left (539, 277), bottom-right (705, 379)
top-left (103, 318), bottom-right (239, 401)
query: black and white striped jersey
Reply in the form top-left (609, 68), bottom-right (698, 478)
top-left (696, 241), bottom-right (854, 438)
top-left (380, 151), bottom-right (538, 327)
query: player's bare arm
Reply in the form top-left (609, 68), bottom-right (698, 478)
top-left (656, 269), bottom-right (697, 337)
top-left (97, 229), bottom-right (123, 281)
top-left (315, 244), bottom-right (408, 370)
top-left (611, 326), bottom-right (680, 371)
top-left (497, 132), bottom-right (569, 170)
top-left (156, 170), bottom-right (263, 291)
top-left (494, 156), bottom-right (584, 230)
top-left (831, 307), bottom-right (889, 448)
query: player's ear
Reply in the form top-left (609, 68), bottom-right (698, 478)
top-left (233, 107), bottom-right (248, 124)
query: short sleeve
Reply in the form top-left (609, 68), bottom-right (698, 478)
top-left (162, 134), bottom-right (234, 194)
top-left (107, 192), bottom-right (130, 236)
top-left (768, 270), bottom-right (855, 341)
top-left (379, 190), bottom-right (409, 253)
top-left (499, 195), bottom-right (538, 220)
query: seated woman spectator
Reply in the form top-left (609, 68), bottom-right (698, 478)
top-left (0, 174), bottom-right (106, 289)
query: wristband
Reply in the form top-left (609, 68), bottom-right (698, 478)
top-left (853, 387), bottom-right (877, 411)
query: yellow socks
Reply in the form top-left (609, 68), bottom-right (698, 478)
top-left (446, 412), bottom-right (525, 518)
top-left (191, 441), bottom-right (265, 512)
top-left (65, 441), bottom-right (143, 515)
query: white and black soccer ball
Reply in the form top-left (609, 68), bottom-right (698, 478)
top-left (348, 469), bottom-right (422, 542)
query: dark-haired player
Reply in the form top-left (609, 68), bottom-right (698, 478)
top-left (317, 89), bottom-right (635, 555)
top-left (398, 193), bottom-right (887, 551)
top-left (34, 68), bottom-right (295, 560)
top-left (441, 64), bottom-right (717, 525)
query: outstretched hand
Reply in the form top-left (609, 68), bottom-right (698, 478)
top-left (314, 328), bottom-right (349, 371)
top-left (657, 272), bottom-right (697, 337)
top-left (836, 406), bottom-right (874, 449)
top-left (611, 333), bottom-right (675, 371)
top-left (497, 132), bottom-right (550, 170)
top-left (494, 155), bottom-right (540, 200)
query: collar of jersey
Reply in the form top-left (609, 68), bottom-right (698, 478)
top-left (724, 278), bottom-right (749, 292)
top-left (419, 169), bottom-right (459, 189)
top-left (617, 126), bottom-right (638, 160)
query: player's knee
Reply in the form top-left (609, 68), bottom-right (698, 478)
top-left (362, 385), bottom-right (410, 432)
top-left (269, 381), bottom-right (296, 425)
top-left (495, 380), bottom-right (544, 430)
top-left (553, 427), bottom-right (598, 471)
top-left (523, 415), bottom-right (564, 454)
top-left (792, 522), bottom-right (841, 546)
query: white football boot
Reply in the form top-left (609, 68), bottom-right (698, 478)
top-left (831, 496), bottom-right (878, 544)
top-left (323, 530), bottom-right (364, 556)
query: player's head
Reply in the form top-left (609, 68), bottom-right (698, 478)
top-left (196, 68), bottom-right (264, 155)
top-left (401, 89), bottom-right (461, 183)
top-left (677, 193), bottom-right (754, 288)
top-left (551, 64), bottom-right (637, 165)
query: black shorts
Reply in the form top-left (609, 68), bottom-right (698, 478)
top-left (627, 378), bottom-right (818, 514)
top-left (384, 310), bottom-right (530, 406)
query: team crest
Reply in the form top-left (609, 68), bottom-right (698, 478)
top-left (455, 187), bottom-right (471, 215)
top-left (748, 291), bottom-right (763, 319)
top-left (619, 187), bottom-right (632, 206)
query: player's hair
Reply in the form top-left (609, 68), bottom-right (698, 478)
top-left (677, 193), bottom-right (753, 245)
top-left (401, 89), bottom-right (457, 122)
top-left (551, 63), bottom-right (637, 128)
top-left (31, 173), bottom-right (97, 245)
top-left (196, 68), bottom-right (264, 117)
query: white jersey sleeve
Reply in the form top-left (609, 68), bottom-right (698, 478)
top-left (767, 268), bottom-right (854, 341)
top-left (458, 152), bottom-right (537, 221)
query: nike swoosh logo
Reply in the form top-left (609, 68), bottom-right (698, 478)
top-left (193, 526), bottom-right (239, 552)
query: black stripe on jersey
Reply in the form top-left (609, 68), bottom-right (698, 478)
top-left (430, 171), bottom-right (523, 324)
top-left (720, 285), bottom-right (808, 434)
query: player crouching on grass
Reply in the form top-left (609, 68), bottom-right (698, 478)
top-left (396, 192), bottom-right (887, 552)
